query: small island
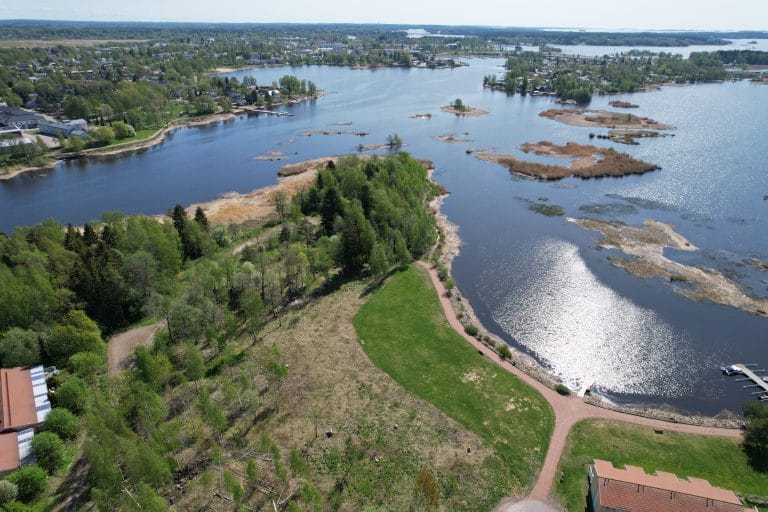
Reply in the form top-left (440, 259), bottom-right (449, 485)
top-left (593, 129), bottom-right (674, 145)
top-left (441, 98), bottom-right (489, 117)
top-left (540, 109), bottom-right (673, 130)
top-left (573, 218), bottom-right (768, 317)
top-left (477, 141), bottom-right (660, 180)
top-left (608, 101), bottom-right (640, 108)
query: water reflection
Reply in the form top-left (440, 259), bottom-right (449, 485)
top-left (485, 239), bottom-right (701, 397)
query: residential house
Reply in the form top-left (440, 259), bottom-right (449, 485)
top-left (0, 366), bottom-right (52, 476)
top-left (588, 459), bottom-right (756, 512)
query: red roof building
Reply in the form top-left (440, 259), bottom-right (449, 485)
top-left (0, 366), bottom-right (51, 475)
top-left (589, 459), bottom-right (756, 512)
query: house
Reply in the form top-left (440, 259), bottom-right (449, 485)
top-left (37, 119), bottom-right (88, 138)
top-left (588, 459), bottom-right (756, 512)
top-left (0, 107), bottom-right (44, 129)
top-left (0, 366), bottom-right (52, 476)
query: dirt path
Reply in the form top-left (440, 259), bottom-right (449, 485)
top-left (107, 322), bottom-right (163, 376)
top-left (415, 261), bottom-right (741, 509)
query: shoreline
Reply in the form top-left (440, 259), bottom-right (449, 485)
top-left (426, 173), bottom-right (742, 428)
top-left (0, 95), bottom-right (320, 181)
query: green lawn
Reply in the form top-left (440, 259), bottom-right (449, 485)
top-left (352, 265), bottom-right (554, 496)
top-left (103, 128), bottom-right (162, 148)
top-left (556, 419), bottom-right (768, 512)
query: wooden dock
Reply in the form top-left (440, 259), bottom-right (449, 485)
top-left (734, 364), bottom-right (768, 395)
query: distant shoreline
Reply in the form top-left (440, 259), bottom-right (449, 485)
top-left (0, 95), bottom-right (320, 181)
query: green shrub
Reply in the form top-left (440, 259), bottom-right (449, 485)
top-left (498, 344), bottom-right (512, 360)
top-left (555, 384), bottom-right (571, 396)
top-left (463, 324), bottom-right (479, 337)
top-left (0, 480), bottom-right (18, 505)
top-left (6, 465), bottom-right (47, 503)
top-left (31, 432), bottom-right (65, 473)
top-left (54, 376), bottom-right (91, 415)
top-left (43, 408), bottom-right (80, 441)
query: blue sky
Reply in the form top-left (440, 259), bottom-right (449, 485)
top-left (1, 0), bottom-right (766, 31)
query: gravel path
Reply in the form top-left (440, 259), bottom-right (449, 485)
top-left (416, 261), bottom-right (741, 509)
top-left (107, 322), bottom-right (162, 376)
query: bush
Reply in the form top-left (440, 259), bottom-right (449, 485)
top-left (42, 408), bottom-right (80, 441)
top-left (555, 384), bottom-right (571, 396)
top-left (498, 344), bottom-right (512, 360)
top-left (6, 465), bottom-right (47, 503)
top-left (68, 351), bottom-right (106, 380)
top-left (463, 324), bottom-right (479, 337)
top-left (91, 126), bottom-right (115, 147)
top-left (31, 432), bottom-right (65, 474)
top-left (54, 376), bottom-right (91, 415)
top-left (0, 480), bottom-right (18, 505)
top-left (112, 122), bottom-right (135, 140)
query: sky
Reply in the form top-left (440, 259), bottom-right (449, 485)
top-left (1, 0), bottom-right (767, 31)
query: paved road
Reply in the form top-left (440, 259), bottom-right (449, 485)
top-left (416, 261), bottom-right (741, 509)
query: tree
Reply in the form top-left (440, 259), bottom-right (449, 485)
top-left (320, 187), bottom-right (343, 236)
top-left (0, 328), bottom-right (41, 367)
top-left (31, 432), bottom-right (65, 473)
top-left (743, 402), bottom-right (768, 472)
top-left (45, 310), bottom-right (104, 367)
top-left (6, 465), bottom-right (47, 503)
top-left (112, 121), bottom-right (135, 140)
top-left (91, 126), bottom-right (115, 147)
top-left (54, 375), bottom-right (91, 415)
top-left (193, 207), bottom-right (209, 231)
top-left (43, 407), bottom-right (80, 441)
top-left (272, 191), bottom-right (288, 223)
top-left (68, 135), bottom-right (85, 154)
top-left (63, 96), bottom-right (90, 120)
top-left (340, 202), bottom-right (375, 273)
top-left (386, 133), bottom-right (403, 148)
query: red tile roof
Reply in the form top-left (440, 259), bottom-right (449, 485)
top-left (592, 460), bottom-right (751, 512)
top-left (0, 431), bottom-right (19, 475)
top-left (0, 368), bottom-right (38, 432)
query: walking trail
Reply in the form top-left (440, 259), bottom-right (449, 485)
top-left (107, 322), bottom-right (163, 376)
top-left (416, 261), bottom-right (741, 511)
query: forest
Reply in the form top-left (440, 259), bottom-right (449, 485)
top-left (0, 153), bottom-right (441, 510)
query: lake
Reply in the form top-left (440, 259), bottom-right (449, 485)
top-left (2, 55), bottom-right (766, 415)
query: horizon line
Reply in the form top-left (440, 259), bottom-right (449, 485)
top-left (1, 18), bottom-right (767, 33)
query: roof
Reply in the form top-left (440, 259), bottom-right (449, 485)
top-left (592, 460), bottom-right (750, 512)
top-left (0, 431), bottom-right (20, 474)
top-left (0, 107), bottom-right (41, 125)
top-left (0, 367), bottom-right (42, 432)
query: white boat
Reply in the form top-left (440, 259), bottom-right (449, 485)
top-left (721, 365), bottom-right (742, 376)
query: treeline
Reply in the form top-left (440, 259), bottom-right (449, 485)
top-left (489, 50), bottom-right (768, 103)
top-left (0, 153), bottom-right (440, 509)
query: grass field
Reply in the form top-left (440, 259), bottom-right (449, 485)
top-left (556, 419), bottom-right (768, 512)
top-left (353, 265), bottom-right (554, 497)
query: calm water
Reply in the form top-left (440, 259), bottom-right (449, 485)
top-left (2, 55), bottom-right (767, 415)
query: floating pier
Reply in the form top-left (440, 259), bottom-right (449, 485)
top-left (730, 364), bottom-right (768, 396)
